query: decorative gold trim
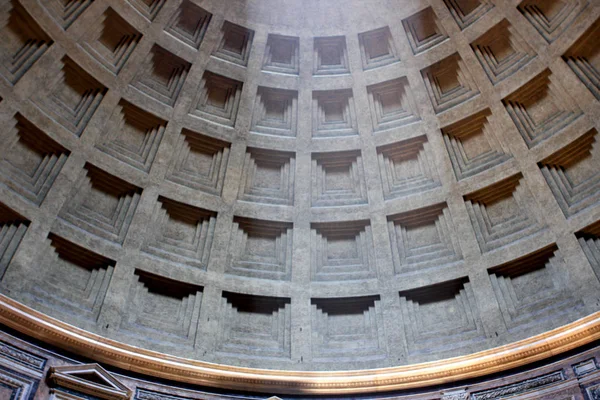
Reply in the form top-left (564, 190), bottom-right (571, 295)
top-left (1, 294), bottom-right (599, 395)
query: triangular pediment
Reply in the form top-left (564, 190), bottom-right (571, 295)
top-left (48, 363), bottom-right (131, 400)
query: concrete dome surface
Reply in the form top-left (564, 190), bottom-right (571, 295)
top-left (0, 0), bottom-right (599, 398)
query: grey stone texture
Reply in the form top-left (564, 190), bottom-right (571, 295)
top-left (0, 0), bottom-right (599, 372)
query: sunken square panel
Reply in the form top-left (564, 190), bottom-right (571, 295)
top-left (312, 89), bottom-right (357, 138)
top-left (127, 0), bottom-right (165, 21)
top-left (263, 34), bottom-right (299, 75)
top-left (311, 150), bottom-right (368, 207)
top-left (33, 56), bottom-right (107, 137)
top-left (0, 114), bottom-right (70, 205)
top-left (142, 197), bottom-right (217, 269)
top-left (402, 7), bottom-right (449, 55)
top-left (519, 0), bottom-right (589, 43)
top-left (563, 19), bottom-right (600, 101)
top-left (311, 296), bottom-right (387, 363)
top-left (421, 53), bottom-right (479, 114)
top-left (0, 203), bottom-right (29, 280)
top-left (376, 135), bottom-right (440, 200)
top-left (226, 217), bottom-right (293, 281)
top-left (217, 292), bottom-right (291, 360)
top-left (442, 109), bottom-right (512, 180)
top-left (165, 0), bottom-right (212, 49)
top-left (0, 0), bottom-right (53, 84)
top-left (96, 100), bottom-right (167, 173)
top-left (131, 45), bottom-right (191, 106)
top-left (237, 147), bottom-right (295, 205)
top-left (40, 0), bottom-right (94, 29)
top-left (502, 69), bottom-right (583, 148)
top-left (80, 7), bottom-right (142, 75)
top-left (464, 174), bottom-right (544, 253)
top-left (121, 270), bottom-right (203, 348)
top-left (538, 129), bottom-right (599, 218)
top-left (358, 27), bottom-right (400, 70)
top-left (251, 87), bottom-right (298, 137)
top-left (190, 71), bottom-right (243, 127)
top-left (443, 0), bottom-right (494, 30)
top-left (166, 129), bottom-right (230, 196)
top-left (313, 36), bottom-right (349, 75)
top-left (387, 203), bottom-right (462, 275)
top-left (212, 21), bottom-right (254, 66)
top-left (399, 278), bottom-right (485, 356)
top-left (488, 245), bottom-right (583, 331)
top-left (576, 220), bottom-right (600, 281)
top-left (367, 77), bottom-right (420, 132)
top-left (471, 20), bottom-right (536, 85)
top-left (21, 234), bottom-right (114, 323)
top-left (58, 163), bottom-right (142, 245)
top-left (311, 220), bottom-right (377, 282)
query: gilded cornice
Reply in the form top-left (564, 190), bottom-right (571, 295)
top-left (1, 294), bottom-right (599, 395)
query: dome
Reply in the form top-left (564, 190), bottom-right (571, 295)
top-left (0, 0), bottom-right (599, 397)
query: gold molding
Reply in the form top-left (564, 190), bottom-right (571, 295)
top-left (1, 294), bottom-right (599, 395)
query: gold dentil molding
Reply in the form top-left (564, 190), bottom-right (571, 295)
top-left (1, 294), bottom-right (599, 395)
